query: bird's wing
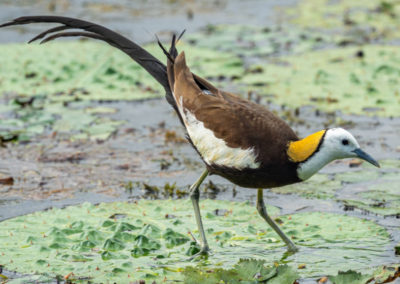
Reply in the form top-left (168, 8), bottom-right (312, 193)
top-left (171, 52), bottom-right (299, 165)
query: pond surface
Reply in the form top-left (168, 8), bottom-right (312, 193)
top-left (0, 0), bottom-right (399, 283)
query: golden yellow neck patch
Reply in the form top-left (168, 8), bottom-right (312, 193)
top-left (287, 130), bottom-right (326, 163)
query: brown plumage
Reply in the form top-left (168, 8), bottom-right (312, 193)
top-left (170, 52), bottom-right (300, 188)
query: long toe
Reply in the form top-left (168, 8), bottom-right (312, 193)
top-left (187, 246), bottom-right (211, 261)
top-left (287, 244), bottom-right (299, 253)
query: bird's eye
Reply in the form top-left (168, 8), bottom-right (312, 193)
top-left (342, 139), bottom-right (349, 146)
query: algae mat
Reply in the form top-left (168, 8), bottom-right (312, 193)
top-left (0, 199), bottom-right (392, 282)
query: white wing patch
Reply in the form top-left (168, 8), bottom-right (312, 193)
top-left (183, 109), bottom-right (260, 170)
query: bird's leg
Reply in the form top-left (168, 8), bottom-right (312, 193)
top-left (256, 188), bottom-right (298, 253)
top-left (188, 169), bottom-right (209, 258)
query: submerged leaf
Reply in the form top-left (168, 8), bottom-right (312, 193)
top-left (163, 228), bottom-right (190, 248)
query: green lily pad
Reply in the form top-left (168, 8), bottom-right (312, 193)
top-left (341, 181), bottom-right (400, 217)
top-left (186, 24), bottom-right (335, 58)
top-left (326, 264), bottom-right (400, 284)
top-left (0, 42), bottom-right (159, 101)
top-left (338, 160), bottom-right (400, 216)
top-left (145, 42), bottom-right (245, 80)
top-left (244, 45), bottom-right (400, 116)
top-left (286, 0), bottom-right (400, 40)
top-left (0, 41), bottom-right (243, 102)
top-left (183, 259), bottom-right (299, 284)
top-left (342, 199), bottom-right (400, 216)
top-left (328, 270), bottom-right (373, 284)
top-left (0, 99), bottom-right (123, 142)
top-left (0, 199), bottom-right (391, 282)
top-left (271, 173), bottom-right (341, 199)
top-left (0, 40), bottom-right (246, 142)
top-left (335, 170), bottom-right (380, 184)
top-left (84, 106), bottom-right (117, 114)
top-left (272, 159), bottom-right (400, 216)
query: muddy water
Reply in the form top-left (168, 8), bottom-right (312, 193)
top-left (1, 98), bottom-right (398, 216)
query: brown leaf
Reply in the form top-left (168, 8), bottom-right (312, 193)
top-left (64, 272), bottom-right (74, 280)
top-left (349, 159), bottom-right (363, 168)
top-left (0, 176), bottom-right (14, 185)
top-left (164, 130), bottom-right (186, 144)
top-left (298, 264), bottom-right (306, 269)
top-left (39, 152), bottom-right (86, 163)
top-left (381, 266), bottom-right (400, 283)
top-left (318, 276), bottom-right (328, 283)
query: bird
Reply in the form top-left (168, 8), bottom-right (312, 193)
top-left (0, 16), bottom-right (380, 256)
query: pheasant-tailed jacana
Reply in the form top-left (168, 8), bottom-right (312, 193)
top-left (0, 16), bottom-right (380, 255)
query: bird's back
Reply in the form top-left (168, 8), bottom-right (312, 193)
top-left (169, 52), bottom-right (301, 188)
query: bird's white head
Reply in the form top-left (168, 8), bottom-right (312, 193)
top-left (290, 128), bottom-right (380, 181)
top-left (323, 128), bottom-right (361, 159)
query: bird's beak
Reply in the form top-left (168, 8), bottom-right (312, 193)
top-left (352, 148), bottom-right (380, 168)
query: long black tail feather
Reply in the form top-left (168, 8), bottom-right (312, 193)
top-left (0, 16), bottom-right (203, 127)
top-left (0, 16), bottom-right (171, 92)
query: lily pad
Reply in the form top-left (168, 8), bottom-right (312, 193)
top-left (271, 159), bottom-right (400, 216)
top-left (243, 45), bottom-right (400, 116)
top-left (182, 259), bottom-right (299, 284)
top-left (328, 270), bottom-right (373, 284)
top-left (271, 173), bottom-right (341, 199)
top-left (341, 181), bottom-right (400, 217)
top-left (0, 41), bottom-right (243, 102)
top-left (327, 264), bottom-right (400, 284)
top-left (0, 199), bottom-right (391, 282)
top-left (286, 0), bottom-right (400, 40)
top-left (335, 170), bottom-right (381, 184)
top-left (186, 24), bottom-right (337, 58)
top-left (338, 160), bottom-right (400, 216)
top-left (0, 40), bottom-right (246, 142)
top-left (84, 106), bottom-right (117, 114)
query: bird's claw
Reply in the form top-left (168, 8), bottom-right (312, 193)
top-left (287, 244), bottom-right (299, 253)
top-left (186, 231), bottom-right (210, 261)
top-left (187, 246), bottom-right (210, 261)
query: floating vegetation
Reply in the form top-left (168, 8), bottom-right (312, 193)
top-left (242, 45), bottom-right (400, 116)
top-left (0, 41), bottom-right (243, 102)
top-left (0, 41), bottom-right (244, 143)
top-left (272, 159), bottom-right (400, 217)
top-left (1, 21), bottom-right (399, 143)
top-left (0, 200), bottom-right (391, 282)
top-left (182, 259), bottom-right (299, 284)
top-left (287, 0), bottom-right (400, 40)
